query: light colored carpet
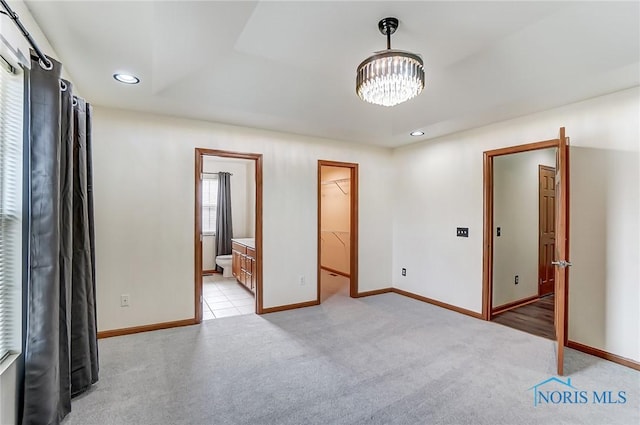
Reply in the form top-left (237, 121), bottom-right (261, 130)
top-left (63, 284), bottom-right (639, 425)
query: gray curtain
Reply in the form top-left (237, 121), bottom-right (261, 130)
top-left (21, 55), bottom-right (98, 425)
top-left (70, 97), bottom-right (99, 396)
top-left (215, 172), bottom-right (233, 272)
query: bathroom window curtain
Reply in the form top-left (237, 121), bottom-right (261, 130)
top-left (21, 55), bottom-right (98, 425)
top-left (215, 172), bottom-right (232, 272)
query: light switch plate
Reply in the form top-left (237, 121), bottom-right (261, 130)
top-left (456, 227), bottom-right (469, 237)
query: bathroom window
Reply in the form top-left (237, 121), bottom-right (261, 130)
top-left (202, 176), bottom-right (218, 234)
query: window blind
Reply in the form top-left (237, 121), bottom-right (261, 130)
top-left (202, 176), bottom-right (218, 233)
top-left (0, 60), bottom-right (23, 362)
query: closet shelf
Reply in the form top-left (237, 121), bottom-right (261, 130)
top-left (320, 178), bottom-right (350, 185)
top-left (320, 178), bottom-right (350, 195)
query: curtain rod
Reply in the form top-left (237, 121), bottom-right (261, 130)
top-left (0, 0), bottom-right (53, 70)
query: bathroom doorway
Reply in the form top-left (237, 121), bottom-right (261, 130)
top-left (194, 149), bottom-right (263, 322)
top-left (317, 161), bottom-right (358, 302)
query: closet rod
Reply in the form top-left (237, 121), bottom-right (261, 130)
top-left (0, 0), bottom-right (53, 70)
top-left (202, 172), bottom-right (233, 176)
top-left (321, 178), bottom-right (349, 195)
top-left (320, 178), bottom-right (350, 185)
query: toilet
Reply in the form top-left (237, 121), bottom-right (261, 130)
top-left (215, 255), bottom-right (233, 278)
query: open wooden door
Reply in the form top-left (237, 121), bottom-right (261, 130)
top-left (194, 151), bottom-right (204, 323)
top-left (553, 127), bottom-right (570, 375)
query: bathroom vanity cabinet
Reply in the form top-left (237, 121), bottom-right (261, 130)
top-left (231, 239), bottom-right (256, 294)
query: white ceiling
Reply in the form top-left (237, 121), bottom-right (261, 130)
top-left (24, 1), bottom-right (640, 148)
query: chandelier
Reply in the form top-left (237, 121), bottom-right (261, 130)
top-left (356, 17), bottom-right (425, 107)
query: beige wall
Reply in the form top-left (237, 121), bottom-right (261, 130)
top-left (92, 107), bottom-right (394, 331)
top-left (393, 87), bottom-right (639, 362)
top-left (570, 145), bottom-right (638, 358)
top-left (320, 166), bottom-right (351, 274)
top-left (493, 148), bottom-right (556, 307)
top-left (202, 235), bottom-right (216, 270)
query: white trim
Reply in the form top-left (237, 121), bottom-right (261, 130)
top-left (0, 353), bottom-right (19, 377)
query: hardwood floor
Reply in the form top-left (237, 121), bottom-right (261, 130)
top-left (492, 295), bottom-right (555, 340)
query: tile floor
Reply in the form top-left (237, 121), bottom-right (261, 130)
top-left (202, 274), bottom-right (255, 320)
top-left (203, 270), bottom-right (346, 320)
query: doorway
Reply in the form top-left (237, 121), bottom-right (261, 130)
top-left (317, 160), bottom-right (358, 302)
top-left (491, 159), bottom-right (557, 340)
top-left (194, 149), bottom-right (263, 322)
top-left (538, 165), bottom-right (556, 297)
top-left (482, 128), bottom-right (570, 375)
top-left (490, 147), bottom-right (556, 325)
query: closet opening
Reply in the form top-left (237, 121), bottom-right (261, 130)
top-left (317, 161), bottom-right (358, 302)
top-left (194, 149), bottom-right (263, 322)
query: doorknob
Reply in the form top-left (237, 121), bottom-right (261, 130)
top-left (552, 260), bottom-right (572, 268)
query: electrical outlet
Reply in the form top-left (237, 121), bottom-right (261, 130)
top-left (401, 268), bottom-right (407, 276)
top-left (456, 227), bottom-right (469, 237)
top-left (514, 275), bottom-right (519, 285)
top-left (299, 275), bottom-right (306, 286)
top-left (120, 294), bottom-right (130, 307)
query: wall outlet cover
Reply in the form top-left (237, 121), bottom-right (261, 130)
top-left (456, 227), bottom-right (469, 237)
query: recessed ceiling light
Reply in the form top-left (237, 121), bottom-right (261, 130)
top-left (113, 73), bottom-right (140, 84)
top-left (410, 130), bottom-right (424, 137)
